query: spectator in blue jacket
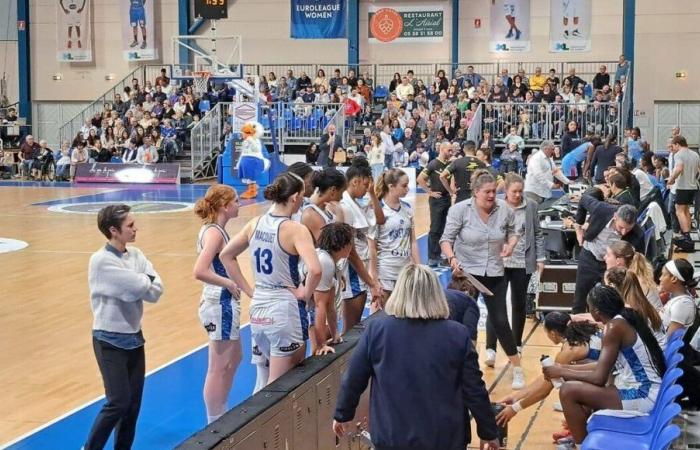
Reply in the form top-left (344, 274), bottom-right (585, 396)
top-left (333, 264), bottom-right (499, 450)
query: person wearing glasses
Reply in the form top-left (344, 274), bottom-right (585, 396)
top-left (84, 205), bottom-right (164, 450)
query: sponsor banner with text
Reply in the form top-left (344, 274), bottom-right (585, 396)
top-left (56, 0), bottom-right (92, 62)
top-left (120, 0), bottom-right (157, 61)
top-left (368, 5), bottom-right (444, 43)
top-left (74, 163), bottom-right (180, 184)
top-left (489, 0), bottom-right (531, 53)
top-left (290, 0), bottom-right (346, 39)
top-left (549, 0), bottom-right (592, 52)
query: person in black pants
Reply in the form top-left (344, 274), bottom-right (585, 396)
top-left (418, 142), bottom-right (453, 267)
top-left (572, 190), bottom-right (644, 313)
top-left (85, 205), bottom-right (164, 450)
top-left (498, 173), bottom-right (544, 352)
top-left (441, 169), bottom-right (526, 390)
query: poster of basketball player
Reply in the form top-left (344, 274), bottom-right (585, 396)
top-left (120, 0), bottom-right (157, 61)
top-left (489, 0), bottom-right (530, 53)
top-left (549, 0), bottom-right (592, 52)
top-left (56, 0), bottom-right (92, 62)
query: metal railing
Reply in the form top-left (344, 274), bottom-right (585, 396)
top-left (58, 66), bottom-right (145, 144)
top-left (479, 101), bottom-right (623, 145)
top-left (273, 101), bottom-right (348, 145)
top-left (190, 102), bottom-right (224, 180)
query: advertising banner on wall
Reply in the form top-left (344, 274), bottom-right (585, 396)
top-left (549, 0), bottom-right (592, 52)
top-left (368, 5), bottom-right (444, 43)
top-left (120, 0), bottom-right (157, 61)
top-left (489, 0), bottom-right (531, 53)
top-left (290, 0), bottom-right (346, 39)
top-left (56, 0), bottom-right (92, 62)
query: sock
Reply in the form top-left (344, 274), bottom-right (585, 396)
top-left (253, 363), bottom-right (270, 394)
top-left (207, 413), bottom-right (223, 424)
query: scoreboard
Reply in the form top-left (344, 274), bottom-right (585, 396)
top-left (194, 0), bottom-right (228, 20)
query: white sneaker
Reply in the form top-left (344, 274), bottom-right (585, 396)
top-left (512, 367), bottom-right (526, 390)
top-left (484, 349), bottom-right (496, 368)
top-left (517, 346), bottom-right (523, 355)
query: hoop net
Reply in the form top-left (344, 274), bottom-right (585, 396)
top-left (192, 71), bottom-right (211, 95)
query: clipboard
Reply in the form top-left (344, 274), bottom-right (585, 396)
top-left (461, 271), bottom-right (494, 297)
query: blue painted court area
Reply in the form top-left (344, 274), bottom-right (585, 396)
top-left (4, 183), bottom-right (438, 450)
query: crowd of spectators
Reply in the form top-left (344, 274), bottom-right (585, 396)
top-left (309, 55), bottom-right (631, 172)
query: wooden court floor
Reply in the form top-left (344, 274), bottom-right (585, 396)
top-left (0, 184), bottom-right (563, 448)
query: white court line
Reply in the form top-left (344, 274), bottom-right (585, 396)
top-left (2, 231), bottom-right (428, 448)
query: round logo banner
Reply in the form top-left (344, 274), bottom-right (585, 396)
top-left (48, 201), bottom-right (193, 215)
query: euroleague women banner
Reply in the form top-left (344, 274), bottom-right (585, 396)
top-left (120, 0), bottom-right (157, 61)
top-left (56, 0), bottom-right (92, 62)
top-left (290, 0), bottom-right (346, 39)
top-left (489, 0), bottom-right (531, 53)
top-left (549, 0), bottom-right (592, 52)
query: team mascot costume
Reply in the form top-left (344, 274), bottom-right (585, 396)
top-left (236, 121), bottom-right (270, 199)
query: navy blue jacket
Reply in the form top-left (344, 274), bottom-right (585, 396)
top-left (445, 289), bottom-right (480, 342)
top-left (334, 313), bottom-right (498, 450)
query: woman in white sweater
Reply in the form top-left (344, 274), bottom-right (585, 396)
top-left (85, 204), bottom-right (164, 450)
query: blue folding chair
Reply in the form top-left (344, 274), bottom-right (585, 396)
top-left (582, 402), bottom-right (681, 450)
top-left (587, 377), bottom-right (682, 435)
top-left (373, 85), bottom-right (389, 102)
top-left (666, 352), bottom-right (684, 371)
top-left (664, 339), bottom-right (684, 363)
top-left (668, 328), bottom-right (685, 343)
top-left (651, 424), bottom-right (681, 450)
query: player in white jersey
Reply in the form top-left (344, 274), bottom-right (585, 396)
top-left (285, 162), bottom-right (315, 223)
top-left (301, 223), bottom-right (354, 355)
top-left (370, 168), bottom-right (420, 301)
top-left (220, 173), bottom-right (321, 390)
top-left (339, 158), bottom-right (386, 332)
top-left (542, 286), bottom-right (666, 445)
top-left (193, 184), bottom-right (242, 424)
top-left (60, 0), bottom-right (85, 49)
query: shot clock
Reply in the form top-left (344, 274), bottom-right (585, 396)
top-left (194, 0), bottom-right (228, 20)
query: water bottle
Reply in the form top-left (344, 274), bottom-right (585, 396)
top-left (491, 403), bottom-right (508, 448)
top-left (540, 355), bottom-right (564, 388)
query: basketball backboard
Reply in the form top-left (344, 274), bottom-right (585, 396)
top-left (171, 33), bottom-right (242, 80)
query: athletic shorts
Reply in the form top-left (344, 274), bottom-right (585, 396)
top-left (130, 7), bottom-right (146, 26)
top-left (249, 290), bottom-right (304, 361)
top-left (618, 385), bottom-right (658, 413)
top-left (342, 262), bottom-right (367, 300)
top-left (379, 278), bottom-right (396, 292)
top-left (66, 11), bottom-right (81, 27)
top-left (675, 189), bottom-right (697, 205)
top-left (503, 3), bottom-right (517, 17)
top-left (198, 298), bottom-right (241, 341)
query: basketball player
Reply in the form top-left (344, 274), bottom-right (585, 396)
top-left (129, 0), bottom-right (148, 49)
top-left (340, 158), bottom-right (385, 332)
top-left (60, 0), bottom-right (85, 49)
top-left (193, 185), bottom-right (242, 424)
top-left (370, 168), bottom-right (420, 303)
top-left (562, 0), bottom-right (583, 38)
top-left (503, 1), bottom-right (522, 40)
top-left (219, 173), bottom-right (321, 391)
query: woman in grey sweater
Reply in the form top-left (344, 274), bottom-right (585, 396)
top-left (84, 204), bottom-right (164, 450)
top-left (498, 173), bottom-right (545, 355)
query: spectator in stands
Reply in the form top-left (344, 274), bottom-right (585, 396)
top-left (54, 140), bottom-right (71, 180)
top-left (435, 69), bottom-right (449, 93)
top-left (160, 119), bottom-right (179, 161)
top-left (500, 142), bottom-right (523, 175)
top-left (564, 68), bottom-right (585, 92)
top-left (313, 69), bottom-right (329, 92)
top-left (305, 143), bottom-right (319, 165)
top-left (502, 126), bottom-right (525, 152)
top-left (318, 124), bottom-right (343, 168)
top-left (368, 133), bottom-right (385, 180)
top-left (615, 54), bottom-right (630, 82)
top-left (396, 76), bottom-right (414, 101)
top-left (479, 129), bottom-right (496, 152)
top-left (356, 78), bottom-right (372, 105)
top-left (529, 67), bottom-right (547, 96)
top-left (70, 141), bottom-right (89, 180)
top-left (561, 121), bottom-right (581, 155)
top-left (333, 264), bottom-right (500, 450)
top-left (592, 65), bottom-right (610, 90)
top-left (17, 134), bottom-right (39, 178)
top-left (524, 140), bottom-right (569, 204)
top-left (463, 65), bottom-right (483, 88)
top-left (136, 136), bottom-right (158, 164)
top-left (500, 68), bottom-right (513, 88)
top-left (122, 140), bottom-right (138, 164)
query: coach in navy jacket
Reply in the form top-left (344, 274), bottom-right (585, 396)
top-left (333, 265), bottom-right (499, 450)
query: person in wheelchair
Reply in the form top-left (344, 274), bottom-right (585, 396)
top-left (33, 140), bottom-right (55, 180)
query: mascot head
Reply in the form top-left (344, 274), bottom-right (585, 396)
top-left (241, 121), bottom-right (264, 140)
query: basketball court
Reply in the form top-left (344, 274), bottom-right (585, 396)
top-left (0, 182), bottom-right (566, 449)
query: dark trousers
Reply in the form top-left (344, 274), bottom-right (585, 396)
top-left (428, 196), bottom-right (451, 262)
top-left (476, 275), bottom-right (518, 356)
top-left (486, 268), bottom-right (531, 350)
top-left (573, 248), bottom-right (606, 314)
top-left (85, 338), bottom-right (145, 450)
